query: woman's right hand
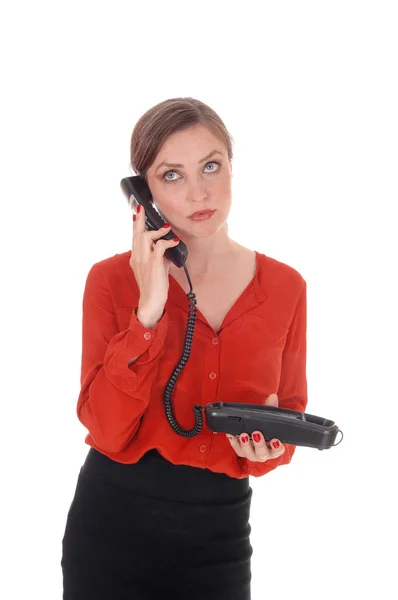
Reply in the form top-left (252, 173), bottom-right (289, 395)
top-left (129, 205), bottom-right (180, 329)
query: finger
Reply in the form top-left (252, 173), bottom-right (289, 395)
top-left (265, 393), bottom-right (279, 407)
top-left (226, 434), bottom-right (246, 458)
top-left (151, 236), bottom-right (180, 257)
top-left (132, 204), bottom-right (175, 246)
top-left (251, 431), bottom-right (272, 462)
top-left (132, 204), bottom-right (146, 235)
top-left (133, 206), bottom-right (173, 252)
top-left (132, 207), bottom-right (148, 258)
top-left (268, 438), bottom-right (285, 459)
top-left (145, 223), bottom-right (173, 242)
top-left (239, 433), bottom-right (263, 462)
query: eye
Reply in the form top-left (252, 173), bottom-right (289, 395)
top-left (204, 161), bottom-right (220, 172)
top-left (162, 161), bottom-right (221, 182)
top-left (163, 170), bottom-right (179, 181)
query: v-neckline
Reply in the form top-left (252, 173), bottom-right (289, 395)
top-left (168, 250), bottom-right (266, 334)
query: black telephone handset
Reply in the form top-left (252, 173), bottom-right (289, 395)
top-left (120, 176), bottom-right (188, 268)
top-left (120, 175), bottom-right (343, 449)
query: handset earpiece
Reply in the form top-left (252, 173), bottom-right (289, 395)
top-left (120, 176), bottom-right (188, 268)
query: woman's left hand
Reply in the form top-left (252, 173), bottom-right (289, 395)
top-left (226, 393), bottom-right (285, 462)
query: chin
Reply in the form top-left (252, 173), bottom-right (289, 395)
top-left (181, 222), bottom-right (227, 240)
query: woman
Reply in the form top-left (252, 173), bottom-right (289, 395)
top-left (61, 97), bottom-right (308, 599)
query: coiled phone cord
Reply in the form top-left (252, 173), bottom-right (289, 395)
top-left (163, 262), bottom-right (205, 437)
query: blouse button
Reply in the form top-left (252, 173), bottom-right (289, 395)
top-left (209, 372), bottom-right (217, 380)
top-left (211, 337), bottom-right (219, 345)
top-left (200, 445), bottom-right (207, 452)
top-left (143, 332), bottom-right (152, 340)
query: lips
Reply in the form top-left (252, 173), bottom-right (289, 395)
top-left (188, 209), bottom-right (216, 218)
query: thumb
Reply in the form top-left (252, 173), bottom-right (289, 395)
top-left (265, 393), bottom-right (279, 407)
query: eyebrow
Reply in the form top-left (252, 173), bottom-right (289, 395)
top-left (155, 150), bottom-right (223, 172)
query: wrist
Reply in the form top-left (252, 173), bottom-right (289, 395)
top-left (136, 306), bottom-right (164, 329)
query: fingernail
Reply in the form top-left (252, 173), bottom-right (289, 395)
top-left (164, 222), bottom-right (171, 228)
top-left (272, 440), bottom-right (280, 449)
top-left (242, 435), bottom-right (249, 443)
top-left (253, 433), bottom-right (261, 443)
top-left (173, 237), bottom-right (179, 242)
top-left (137, 205), bottom-right (141, 213)
top-left (133, 214), bottom-right (136, 222)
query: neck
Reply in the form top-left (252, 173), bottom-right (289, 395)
top-left (173, 224), bottom-right (238, 276)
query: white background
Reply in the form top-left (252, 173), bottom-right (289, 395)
top-left (1, 1), bottom-right (397, 598)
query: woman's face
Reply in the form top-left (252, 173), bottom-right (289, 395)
top-left (145, 124), bottom-right (232, 239)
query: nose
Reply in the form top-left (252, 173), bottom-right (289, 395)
top-left (186, 175), bottom-right (208, 203)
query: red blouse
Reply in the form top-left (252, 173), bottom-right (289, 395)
top-left (77, 250), bottom-right (307, 479)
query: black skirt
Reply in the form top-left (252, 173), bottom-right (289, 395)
top-left (61, 447), bottom-right (253, 599)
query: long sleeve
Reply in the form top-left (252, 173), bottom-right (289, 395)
top-left (239, 280), bottom-right (308, 477)
top-left (76, 263), bottom-right (169, 453)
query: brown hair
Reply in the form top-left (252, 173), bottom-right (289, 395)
top-left (129, 97), bottom-right (234, 178)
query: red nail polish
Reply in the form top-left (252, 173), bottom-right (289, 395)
top-left (173, 237), bottom-right (179, 242)
top-left (133, 214), bottom-right (136, 222)
top-left (272, 440), bottom-right (280, 449)
top-left (242, 435), bottom-right (249, 443)
top-left (253, 433), bottom-right (261, 443)
top-left (164, 223), bottom-right (171, 228)
top-left (137, 205), bottom-right (141, 213)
